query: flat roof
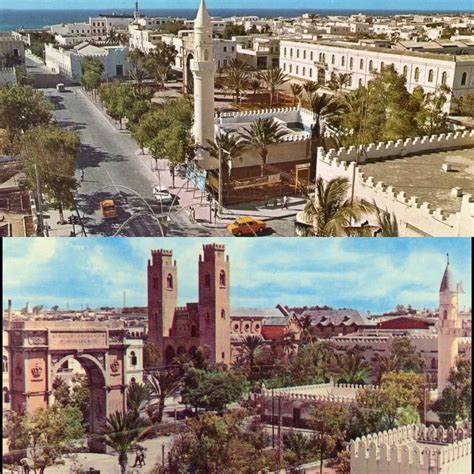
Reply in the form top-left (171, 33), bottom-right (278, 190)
top-left (359, 147), bottom-right (474, 215)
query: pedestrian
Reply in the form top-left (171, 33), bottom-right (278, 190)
top-left (74, 90), bottom-right (77, 99)
top-left (190, 207), bottom-right (195, 223)
top-left (214, 205), bottom-right (218, 220)
top-left (264, 196), bottom-right (268, 207)
top-left (80, 169), bottom-right (85, 181)
top-left (283, 195), bottom-right (288, 209)
top-left (132, 449), bottom-right (141, 468)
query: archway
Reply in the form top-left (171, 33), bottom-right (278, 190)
top-left (51, 353), bottom-right (107, 434)
top-left (185, 53), bottom-right (194, 95)
top-left (165, 345), bottom-right (176, 365)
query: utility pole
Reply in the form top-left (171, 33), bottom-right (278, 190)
top-left (271, 388), bottom-right (275, 448)
top-left (277, 396), bottom-right (282, 471)
top-left (34, 163), bottom-right (45, 236)
top-left (123, 291), bottom-right (126, 309)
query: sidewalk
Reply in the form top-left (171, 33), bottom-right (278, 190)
top-left (137, 150), bottom-right (306, 229)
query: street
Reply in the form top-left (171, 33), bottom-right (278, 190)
top-left (26, 55), bottom-right (297, 237)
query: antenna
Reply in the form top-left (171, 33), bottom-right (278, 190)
top-left (123, 291), bottom-right (126, 308)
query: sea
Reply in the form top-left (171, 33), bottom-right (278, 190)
top-left (0, 8), bottom-right (470, 31)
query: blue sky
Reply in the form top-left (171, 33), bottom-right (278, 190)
top-left (5, 0), bottom-right (473, 11)
top-left (2, 238), bottom-right (471, 313)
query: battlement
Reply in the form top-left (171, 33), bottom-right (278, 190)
top-left (350, 424), bottom-right (471, 471)
top-left (202, 243), bottom-right (225, 251)
top-left (317, 144), bottom-right (474, 236)
top-left (215, 106), bottom-right (299, 121)
top-left (151, 249), bottom-right (173, 257)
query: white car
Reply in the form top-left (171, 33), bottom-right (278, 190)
top-left (153, 186), bottom-right (174, 204)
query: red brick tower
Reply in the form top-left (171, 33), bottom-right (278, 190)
top-left (198, 244), bottom-right (231, 365)
top-left (147, 250), bottom-right (177, 362)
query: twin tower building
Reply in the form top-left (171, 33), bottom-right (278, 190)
top-left (147, 244), bottom-right (231, 366)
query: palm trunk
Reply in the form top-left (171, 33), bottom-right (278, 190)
top-left (119, 452), bottom-right (128, 474)
top-left (158, 396), bottom-right (165, 422)
top-left (309, 121), bottom-right (321, 183)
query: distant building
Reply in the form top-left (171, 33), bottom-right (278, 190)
top-left (44, 42), bottom-right (130, 80)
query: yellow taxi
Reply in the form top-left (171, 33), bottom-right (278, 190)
top-left (226, 216), bottom-right (267, 236)
top-left (100, 199), bottom-right (118, 218)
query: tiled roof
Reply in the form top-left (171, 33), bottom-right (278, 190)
top-left (231, 307), bottom-right (284, 318)
top-left (294, 309), bottom-right (375, 327)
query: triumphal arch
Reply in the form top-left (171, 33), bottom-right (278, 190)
top-left (7, 321), bottom-right (128, 435)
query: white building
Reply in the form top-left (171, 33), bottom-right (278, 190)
top-left (280, 39), bottom-right (474, 112)
top-left (235, 35), bottom-right (280, 70)
top-left (44, 42), bottom-right (131, 80)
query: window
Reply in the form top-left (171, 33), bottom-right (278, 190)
top-left (319, 52), bottom-right (323, 62)
top-left (219, 270), bottom-right (226, 287)
top-left (443, 310), bottom-right (448, 320)
top-left (310, 51), bottom-right (313, 61)
top-left (3, 388), bottom-right (9, 404)
top-left (369, 60), bottom-right (373, 72)
top-left (331, 54), bottom-right (335, 65)
top-left (233, 323), bottom-right (239, 331)
top-left (380, 61), bottom-right (384, 71)
top-left (255, 324), bottom-right (260, 330)
top-left (290, 48), bottom-right (293, 58)
top-left (289, 64), bottom-right (292, 73)
top-left (461, 72), bottom-right (467, 86)
top-left (296, 65), bottom-right (299, 74)
top-left (152, 277), bottom-right (159, 289)
top-left (130, 351), bottom-right (137, 366)
top-left (341, 56), bottom-right (345, 67)
top-left (431, 358), bottom-right (437, 370)
top-left (414, 67), bottom-right (420, 82)
top-left (358, 78), bottom-right (363, 88)
top-left (427, 69), bottom-right (434, 82)
top-left (441, 71), bottom-right (447, 85)
top-left (221, 309), bottom-right (226, 319)
top-left (2, 356), bottom-right (7, 373)
top-left (303, 50), bottom-right (306, 60)
top-left (309, 68), bottom-right (312, 77)
top-left (191, 325), bottom-right (198, 337)
top-left (222, 352), bottom-right (225, 359)
top-left (296, 49), bottom-right (299, 58)
top-left (403, 65), bottom-right (408, 77)
top-left (130, 377), bottom-right (136, 384)
top-left (349, 57), bottom-right (353, 70)
top-left (284, 47), bottom-right (287, 57)
top-left (166, 273), bottom-right (173, 289)
top-left (223, 46), bottom-right (227, 52)
top-left (115, 64), bottom-right (123, 76)
top-left (302, 67), bottom-right (305, 76)
top-left (204, 273), bottom-right (211, 287)
top-left (206, 312), bottom-right (210, 322)
top-left (245, 323), bottom-right (250, 331)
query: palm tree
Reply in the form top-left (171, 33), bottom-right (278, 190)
top-left (258, 67), bottom-right (289, 107)
top-left (374, 205), bottom-right (399, 237)
top-left (102, 410), bottom-right (151, 474)
top-left (372, 353), bottom-right (401, 384)
top-left (297, 314), bottom-right (313, 345)
top-left (290, 82), bottom-right (303, 106)
top-left (127, 382), bottom-right (150, 418)
top-left (205, 131), bottom-right (246, 177)
top-left (239, 118), bottom-right (286, 176)
top-left (147, 371), bottom-right (182, 423)
top-left (307, 92), bottom-right (344, 182)
top-left (240, 335), bottom-right (265, 377)
top-left (303, 177), bottom-right (375, 236)
top-left (249, 77), bottom-right (261, 95)
top-left (129, 67), bottom-right (149, 94)
top-left (328, 72), bottom-right (352, 95)
top-left (303, 80), bottom-right (319, 102)
top-left (224, 58), bottom-right (250, 103)
top-left (336, 350), bottom-right (371, 384)
top-left (283, 431), bottom-right (318, 467)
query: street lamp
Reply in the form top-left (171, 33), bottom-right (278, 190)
top-left (218, 146), bottom-right (232, 210)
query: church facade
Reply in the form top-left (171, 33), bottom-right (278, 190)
top-left (147, 243), bottom-right (231, 366)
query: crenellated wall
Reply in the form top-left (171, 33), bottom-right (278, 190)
top-left (317, 133), bottom-right (474, 236)
top-left (350, 424), bottom-right (472, 474)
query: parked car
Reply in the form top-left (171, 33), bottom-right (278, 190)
top-left (226, 216), bottom-right (267, 236)
top-left (153, 185), bottom-right (174, 204)
top-left (100, 199), bottom-right (117, 218)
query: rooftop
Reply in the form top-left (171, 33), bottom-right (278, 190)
top-left (360, 147), bottom-right (474, 214)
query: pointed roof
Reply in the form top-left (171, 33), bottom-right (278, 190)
top-left (439, 254), bottom-right (457, 293)
top-left (195, 0), bottom-right (212, 29)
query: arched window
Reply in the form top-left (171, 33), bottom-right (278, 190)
top-left (310, 51), bottom-right (313, 61)
top-left (414, 67), bottom-right (420, 82)
top-left (289, 64), bottom-right (292, 73)
top-left (369, 60), bottom-right (373, 72)
top-left (3, 388), bottom-right (9, 404)
top-left (431, 358), bottom-right (437, 370)
top-left (130, 351), bottom-right (137, 366)
top-left (331, 54), bottom-right (335, 65)
top-left (360, 59), bottom-right (364, 70)
top-left (443, 309), bottom-right (448, 320)
top-left (166, 274), bottom-right (173, 289)
top-left (153, 277), bottom-right (159, 289)
top-left (302, 67), bottom-right (305, 76)
top-left (221, 309), bottom-right (226, 320)
top-left (403, 65), bottom-right (408, 77)
top-left (341, 56), bottom-right (345, 67)
top-left (322, 53), bottom-right (325, 63)
top-left (130, 377), bottom-right (136, 385)
top-left (284, 47), bottom-right (287, 57)
top-left (380, 61), bottom-right (385, 71)
top-left (2, 356), bottom-right (7, 373)
top-left (319, 52), bottom-right (323, 62)
top-left (296, 49), bottom-right (299, 58)
top-left (290, 48), bottom-right (293, 58)
top-left (358, 78), bottom-right (363, 88)
top-left (461, 72), bottom-right (467, 86)
top-left (428, 69), bottom-right (434, 82)
top-left (349, 57), bottom-right (353, 70)
top-left (441, 71), bottom-right (447, 85)
top-left (204, 273), bottom-right (211, 287)
top-left (309, 68), bottom-right (312, 77)
top-left (233, 323), bottom-right (239, 331)
top-left (296, 65), bottom-right (299, 74)
top-left (191, 325), bottom-right (198, 337)
top-left (219, 270), bottom-right (226, 287)
top-left (303, 50), bottom-right (306, 60)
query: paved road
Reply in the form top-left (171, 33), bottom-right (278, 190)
top-left (42, 85), bottom-right (227, 237)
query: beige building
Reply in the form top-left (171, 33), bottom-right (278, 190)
top-left (279, 39), bottom-right (474, 112)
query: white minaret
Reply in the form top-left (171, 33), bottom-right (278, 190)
top-left (437, 254), bottom-right (463, 394)
top-left (191, 0), bottom-right (215, 147)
